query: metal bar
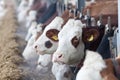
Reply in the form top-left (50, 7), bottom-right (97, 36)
top-left (117, 0), bottom-right (120, 56)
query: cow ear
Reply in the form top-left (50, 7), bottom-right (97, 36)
top-left (82, 28), bottom-right (99, 43)
top-left (46, 29), bottom-right (59, 42)
top-left (35, 32), bottom-right (42, 41)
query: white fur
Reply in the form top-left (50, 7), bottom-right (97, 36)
top-left (25, 21), bottom-right (37, 41)
top-left (0, 0), bottom-right (6, 19)
top-left (28, 0), bottom-right (34, 7)
top-left (0, 0), bottom-right (5, 8)
top-left (52, 62), bottom-right (73, 80)
top-left (17, 0), bottom-right (29, 13)
top-left (17, 0), bottom-right (32, 25)
top-left (22, 33), bottom-right (39, 65)
top-left (33, 16), bottom-right (64, 55)
top-left (36, 54), bottom-right (52, 73)
top-left (33, 17), bottom-right (73, 80)
top-left (22, 23), bottom-right (42, 66)
top-left (52, 19), bottom-right (85, 65)
top-left (36, 23), bottom-right (43, 32)
top-left (26, 10), bottom-right (37, 28)
top-left (17, 8), bottom-right (29, 24)
top-left (76, 50), bottom-right (106, 80)
top-left (97, 20), bottom-right (101, 26)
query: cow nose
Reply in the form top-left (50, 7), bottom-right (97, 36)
top-left (34, 43), bottom-right (39, 49)
top-left (58, 54), bottom-right (62, 58)
top-left (34, 45), bottom-right (38, 49)
top-left (33, 44), bottom-right (39, 52)
top-left (53, 53), bottom-right (63, 63)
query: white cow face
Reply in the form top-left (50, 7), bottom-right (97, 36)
top-left (52, 63), bottom-right (73, 80)
top-left (37, 54), bottom-right (52, 73)
top-left (53, 19), bottom-right (85, 65)
top-left (33, 17), bottom-right (64, 55)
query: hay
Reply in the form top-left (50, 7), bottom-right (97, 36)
top-left (0, 7), bottom-right (23, 80)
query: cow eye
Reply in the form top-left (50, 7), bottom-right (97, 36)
top-left (45, 41), bottom-right (53, 48)
top-left (71, 36), bottom-right (80, 48)
top-left (46, 29), bottom-right (59, 42)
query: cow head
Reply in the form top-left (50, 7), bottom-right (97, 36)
top-left (36, 54), bottom-right (52, 73)
top-left (52, 19), bottom-right (99, 65)
top-left (33, 17), bottom-right (64, 55)
top-left (52, 63), bottom-right (73, 80)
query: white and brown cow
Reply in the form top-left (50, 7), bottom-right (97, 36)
top-left (25, 21), bottom-right (38, 41)
top-left (52, 19), bottom-right (84, 65)
top-left (52, 62), bottom-right (73, 80)
top-left (33, 10), bottom-right (74, 80)
top-left (37, 54), bottom-right (52, 73)
top-left (52, 19), bottom-right (98, 65)
top-left (22, 23), bottom-right (42, 66)
top-left (26, 10), bottom-right (37, 28)
top-left (76, 50), bottom-right (120, 80)
top-left (52, 19), bottom-right (120, 80)
top-left (76, 50), bottom-right (107, 80)
top-left (33, 16), bottom-right (64, 55)
top-left (17, 0), bottom-right (34, 25)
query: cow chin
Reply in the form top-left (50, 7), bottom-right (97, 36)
top-left (37, 50), bottom-right (46, 55)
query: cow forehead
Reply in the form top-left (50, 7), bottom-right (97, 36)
top-left (58, 24), bottom-right (83, 40)
top-left (36, 17), bottom-right (63, 41)
top-left (44, 17), bottom-right (64, 32)
top-left (35, 33), bottom-right (49, 44)
top-left (58, 19), bottom-right (83, 38)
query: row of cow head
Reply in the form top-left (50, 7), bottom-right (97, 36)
top-left (33, 15), bottom-right (106, 65)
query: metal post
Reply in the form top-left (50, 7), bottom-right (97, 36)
top-left (117, 0), bottom-right (120, 55)
top-left (78, 0), bottom-right (85, 12)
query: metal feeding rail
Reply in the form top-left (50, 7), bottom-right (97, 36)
top-left (118, 0), bottom-right (120, 55)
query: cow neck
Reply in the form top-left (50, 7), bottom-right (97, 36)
top-left (111, 58), bottom-right (120, 79)
top-left (73, 50), bottom-right (86, 74)
top-left (100, 58), bottom-right (118, 80)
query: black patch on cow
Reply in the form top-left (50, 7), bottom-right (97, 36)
top-left (45, 40), bottom-right (53, 48)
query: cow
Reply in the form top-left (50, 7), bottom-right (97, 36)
top-left (76, 50), bottom-right (120, 80)
top-left (22, 23), bottom-right (42, 67)
top-left (52, 19), bottom-right (99, 65)
top-left (0, 0), bottom-right (7, 18)
top-left (33, 10), bottom-right (74, 80)
top-left (25, 21), bottom-right (37, 41)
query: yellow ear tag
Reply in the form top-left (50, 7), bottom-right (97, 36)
top-left (87, 35), bottom-right (94, 41)
top-left (52, 35), bottom-right (58, 41)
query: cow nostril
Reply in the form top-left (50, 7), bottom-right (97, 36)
top-left (38, 62), bottom-right (41, 65)
top-left (58, 54), bottom-right (62, 58)
top-left (34, 45), bottom-right (38, 49)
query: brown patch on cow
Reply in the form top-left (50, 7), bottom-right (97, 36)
top-left (64, 71), bottom-right (71, 78)
top-left (100, 58), bottom-right (120, 80)
top-left (46, 29), bottom-right (59, 42)
top-left (82, 26), bottom-right (105, 51)
top-left (82, 28), bottom-right (100, 43)
top-left (71, 36), bottom-right (80, 48)
top-left (116, 58), bottom-right (120, 68)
